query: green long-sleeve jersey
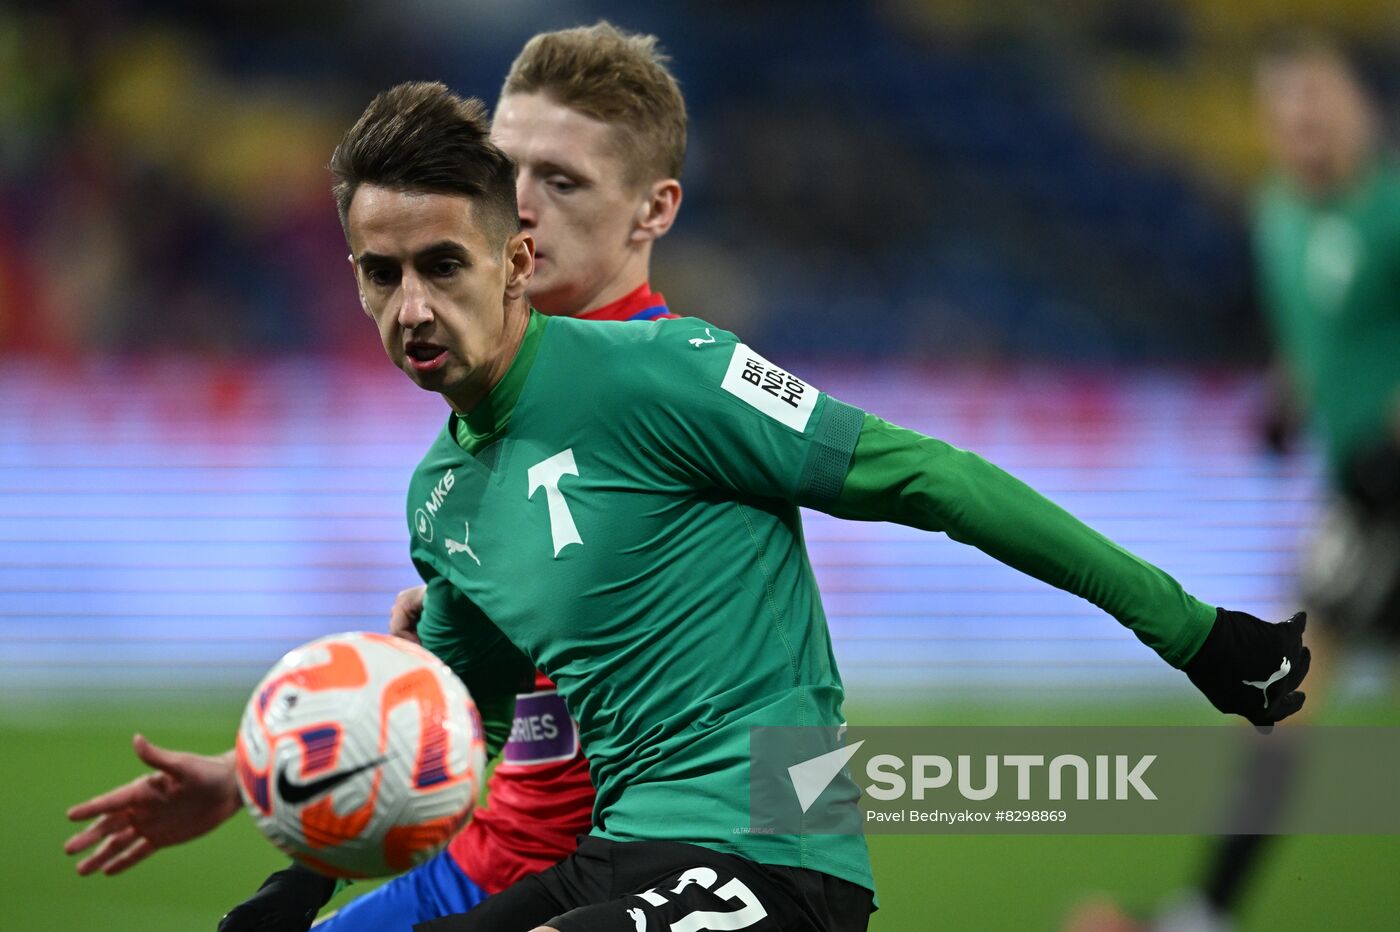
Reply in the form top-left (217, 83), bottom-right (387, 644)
top-left (1255, 159), bottom-right (1400, 479)
top-left (408, 311), bottom-right (1214, 895)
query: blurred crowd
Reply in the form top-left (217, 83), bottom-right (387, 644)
top-left (2, 0), bottom-right (1398, 361)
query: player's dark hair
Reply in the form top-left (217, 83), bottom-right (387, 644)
top-left (502, 21), bottom-right (686, 185)
top-left (330, 82), bottom-right (519, 245)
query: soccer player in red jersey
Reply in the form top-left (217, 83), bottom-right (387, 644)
top-left (62, 22), bottom-right (686, 930)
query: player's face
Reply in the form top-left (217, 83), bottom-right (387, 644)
top-left (346, 185), bottom-right (533, 410)
top-left (1259, 58), bottom-right (1372, 195)
top-left (492, 92), bottom-right (652, 315)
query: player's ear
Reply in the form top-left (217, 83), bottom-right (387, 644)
top-left (348, 254), bottom-right (370, 316)
top-left (503, 231), bottom-right (534, 300)
top-left (630, 178), bottom-right (682, 245)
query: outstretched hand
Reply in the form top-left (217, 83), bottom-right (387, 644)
top-left (64, 733), bottom-right (241, 875)
top-left (1184, 609), bottom-right (1311, 728)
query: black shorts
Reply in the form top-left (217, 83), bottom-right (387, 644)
top-left (413, 836), bottom-right (873, 932)
top-left (1300, 498), bottom-right (1400, 640)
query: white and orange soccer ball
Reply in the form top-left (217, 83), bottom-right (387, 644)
top-left (234, 631), bottom-right (486, 878)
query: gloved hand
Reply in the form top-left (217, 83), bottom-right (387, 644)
top-left (217, 863), bottom-right (337, 931)
top-left (1183, 609), bottom-right (1310, 727)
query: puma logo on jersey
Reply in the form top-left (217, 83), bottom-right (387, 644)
top-left (444, 521), bottom-right (481, 565)
top-left (1242, 657), bottom-right (1291, 709)
top-left (688, 328), bottom-right (715, 347)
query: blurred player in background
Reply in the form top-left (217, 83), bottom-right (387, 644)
top-left (1069, 32), bottom-right (1400, 932)
top-left (63, 21), bottom-right (686, 931)
top-left (1256, 34), bottom-right (1400, 666)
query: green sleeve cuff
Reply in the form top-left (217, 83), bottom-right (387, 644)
top-left (1161, 599), bottom-right (1217, 669)
top-left (798, 399), bottom-right (864, 508)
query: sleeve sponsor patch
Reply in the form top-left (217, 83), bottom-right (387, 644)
top-left (502, 689), bottom-right (579, 766)
top-left (720, 344), bottom-right (818, 432)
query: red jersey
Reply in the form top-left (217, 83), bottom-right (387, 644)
top-left (446, 284), bottom-right (672, 893)
top-left (448, 672), bottom-right (592, 893)
top-left (574, 282), bottom-right (672, 322)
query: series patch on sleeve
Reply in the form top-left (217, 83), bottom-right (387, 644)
top-left (502, 689), bottom-right (579, 766)
top-left (719, 343), bottom-right (818, 432)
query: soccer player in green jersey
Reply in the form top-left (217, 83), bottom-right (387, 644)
top-left (1254, 36), bottom-right (1400, 636)
top-left (1070, 34), bottom-right (1400, 932)
top-left (314, 81), bottom-right (1309, 932)
top-left (1215, 36), bottom-right (1400, 929)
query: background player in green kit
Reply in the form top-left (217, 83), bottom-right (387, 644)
top-left (1071, 34), bottom-right (1400, 932)
top-left (1215, 34), bottom-right (1400, 931)
top-left (316, 82), bottom-right (1310, 932)
top-left (1254, 35), bottom-right (1400, 642)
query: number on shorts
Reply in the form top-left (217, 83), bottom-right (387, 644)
top-left (633, 867), bottom-right (768, 932)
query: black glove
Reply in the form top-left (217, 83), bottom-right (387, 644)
top-left (1183, 609), bottom-right (1310, 727)
top-left (218, 863), bottom-right (337, 932)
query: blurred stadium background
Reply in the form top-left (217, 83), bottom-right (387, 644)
top-left (2, 0), bottom-right (1398, 929)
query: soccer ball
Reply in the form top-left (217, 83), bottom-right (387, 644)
top-left (234, 631), bottom-right (486, 878)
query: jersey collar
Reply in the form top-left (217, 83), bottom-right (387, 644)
top-left (454, 309), bottom-right (548, 453)
top-left (575, 282), bottom-right (670, 322)
top-left (450, 284), bottom-right (670, 451)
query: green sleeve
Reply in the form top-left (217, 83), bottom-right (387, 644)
top-left (414, 570), bottom-right (533, 759)
top-left (827, 414), bottom-right (1215, 667)
top-left (607, 320), bottom-right (865, 507)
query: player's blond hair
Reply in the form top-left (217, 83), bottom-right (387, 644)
top-left (501, 21), bottom-right (687, 186)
